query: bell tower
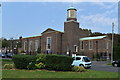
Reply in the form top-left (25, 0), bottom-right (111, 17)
top-left (67, 7), bottom-right (77, 21)
top-left (62, 6), bottom-right (80, 56)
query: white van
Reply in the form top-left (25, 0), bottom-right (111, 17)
top-left (72, 56), bottom-right (92, 68)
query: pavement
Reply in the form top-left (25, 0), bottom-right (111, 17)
top-left (90, 61), bottom-right (120, 73)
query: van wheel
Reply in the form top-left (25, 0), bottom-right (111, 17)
top-left (79, 64), bottom-right (84, 68)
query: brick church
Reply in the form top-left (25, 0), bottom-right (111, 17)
top-left (21, 7), bottom-right (112, 59)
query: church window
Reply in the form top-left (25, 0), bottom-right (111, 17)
top-left (80, 41), bottom-right (84, 50)
top-left (89, 40), bottom-right (93, 50)
top-left (46, 37), bottom-right (52, 50)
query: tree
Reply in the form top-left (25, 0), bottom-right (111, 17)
top-left (2, 38), bottom-right (10, 48)
top-left (37, 48), bottom-right (41, 53)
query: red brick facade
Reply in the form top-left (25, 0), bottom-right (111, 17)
top-left (21, 7), bottom-right (112, 59)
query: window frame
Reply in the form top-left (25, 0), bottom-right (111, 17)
top-left (35, 40), bottom-right (39, 51)
top-left (46, 37), bottom-right (52, 50)
top-left (29, 40), bottom-right (33, 52)
top-left (23, 41), bottom-right (27, 52)
top-left (106, 40), bottom-right (109, 49)
top-left (80, 41), bottom-right (84, 50)
top-left (89, 40), bottom-right (93, 50)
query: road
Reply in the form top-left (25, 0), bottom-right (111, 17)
top-left (90, 61), bottom-right (120, 73)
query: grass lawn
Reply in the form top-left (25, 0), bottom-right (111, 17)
top-left (2, 69), bottom-right (118, 78)
top-left (0, 59), bottom-right (14, 68)
top-left (1, 59), bottom-right (119, 78)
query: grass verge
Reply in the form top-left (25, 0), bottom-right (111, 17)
top-left (2, 69), bottom-right (118, 78)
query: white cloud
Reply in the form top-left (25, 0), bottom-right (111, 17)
top-left (79, 5), bottom-right (118, 33)
top-left (92, 2), bottom-right (118, 9)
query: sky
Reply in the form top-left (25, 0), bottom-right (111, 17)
top-left (2, 2), bottom-right (118, 39)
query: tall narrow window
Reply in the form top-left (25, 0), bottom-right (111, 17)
top-left (24, 41), bottom-right (27, 52)
top-left (89, 40), bottom-right (93, 50)
top-left (106, 40), bottom-right (109, 49)
top-left (29, 41), bottom-right (32, 52)
top-left (46, 37), bottom-right (52, 50)
top-left (80, 41), bottom-right (84, 50)
top-left (35, 40), bottom-right (39, 51)
top-left (74, 45), bottom-right (78, 52)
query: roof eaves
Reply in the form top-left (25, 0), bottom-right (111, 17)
top-left (80, 35), bottom-right (107, 41)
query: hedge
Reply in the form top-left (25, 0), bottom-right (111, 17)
top-left (36, 54), bottom-right (73, 71)
top-left (113, 46), bottom-right (120, 60)
top-left (12, 54), bottom-right (36, 69)
top-left (12, 54), bottom-right (73, 71)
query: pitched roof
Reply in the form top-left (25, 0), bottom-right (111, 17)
top-left (41, 28), bottom-right (64, 34)
top-left (80, 35), bottom-right (107, 41)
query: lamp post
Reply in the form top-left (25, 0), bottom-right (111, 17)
top-left (16, 41), bottom-right (18, 54)
top-left (10, 38), bottom-right (14, 53)
top-left (96, 41), bottom-right (98, 61)
top-left (111, 22), bottom-right (114, 63)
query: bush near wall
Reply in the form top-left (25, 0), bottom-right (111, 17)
top-left (113, 46), bottom-right (120, 60)
top-left (3, 64), bottom-right (15, 69)
top-left (44, 54), bottom-right (73, 71)
top-left (12, 54), bottom-right (36, 69)
top-left (71, 66), bottom-right (86, 72)
top-left (36, 54), bottom-right (47, 64)
top-left (12, 54), bottom-right (73, 71)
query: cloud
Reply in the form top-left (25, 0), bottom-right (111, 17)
top-left (79, 4), bottom-right (118, 33)
top-left (92, 2), bottom-right (118, 9)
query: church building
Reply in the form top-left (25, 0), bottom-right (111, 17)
top-left (21, 7), bottom-right (112, 59)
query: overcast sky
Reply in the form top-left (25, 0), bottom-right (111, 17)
top-left (2, 2), bottom-right (118, 39)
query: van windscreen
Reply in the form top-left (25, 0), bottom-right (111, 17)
top-left (83, 57), bottom-right (90, 62)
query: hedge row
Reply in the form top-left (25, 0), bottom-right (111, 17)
top-left (12, 54), bottom-right (36, 69)
top-left (12, 54), bottom-right (73, 71)
top-left (113, 46), bottom-right (120, 60)
top-left (44, 54), bottom-right (73, 71)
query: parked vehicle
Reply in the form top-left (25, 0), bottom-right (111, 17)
top-left (112, 59), bottom-right (120, 67)
top-left (72, 56), bottom-right (92, 68)
top-left (6, 53), bottom-right (14, 58)
top-left (0, 53), bottom-right (7, 58)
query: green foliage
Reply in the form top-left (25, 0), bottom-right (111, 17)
top-left (36, 54), bottom-right (47, 63)
top-left (17, 41), bottom-right (22, 48)
top-left (12, 54), bottom-right (73, 71)
top-left (12, 54), bottom-right (36, 69)
top-left (37, 48), bottom-right (41, 53)
top-left (71, 66), bottom-right (86, 72)
top-left (2, 38), bottom-right (10, 48)
top-left (36, 54), bottom-right (73, 71)
top-left (35, 62), bottom-right (45, 69)
top-left (3, 64), bottom-right (15, 69)
top-left (27, 61), bottom-right (37, 70)
top-left (113, 46), bottom-right (120, 60)
top-left (45, 54), bottom-right (73, 71)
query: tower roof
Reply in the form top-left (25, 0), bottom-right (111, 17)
top-left (67, 6), bottom-right (77, 11)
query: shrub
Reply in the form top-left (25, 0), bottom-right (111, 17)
top-left (113, 46), bottom-right (120, 60)
top-left (35, 62), bottom-right (45, 69)
top-left (71, 66), bottom-right (86, 72)
top-left (45, 54), bottom-right (73, 71)
top-left (12, 54), bottom-right (36, 69)
top-left (36, 54), bottom-right (47, 64)
top-left (36, 54), bottom-right (73, 71)
top-left (27, 60), bottom-right (37, 70)
top-left (3, 64), bottom-right (15, 69)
